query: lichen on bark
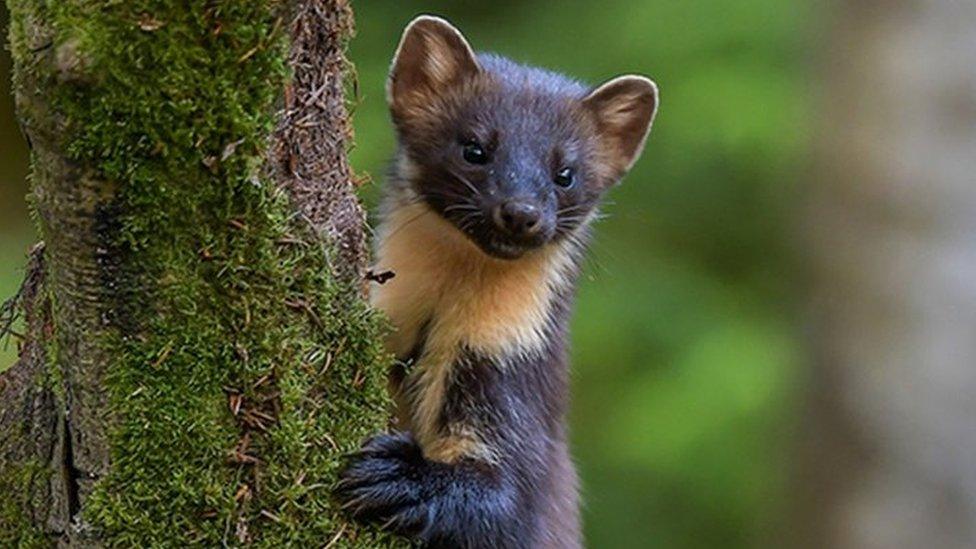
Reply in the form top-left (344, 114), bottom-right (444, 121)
top-left (1, 1), bottom-right (402, 546)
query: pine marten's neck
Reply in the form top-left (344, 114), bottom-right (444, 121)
top-left (370, 193), bottom-right (583, 365)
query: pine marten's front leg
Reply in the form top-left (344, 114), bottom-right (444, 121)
top-left (336, 351), bottom-right (550, 548)
top-left (335, 431), bottom-right (530, 548)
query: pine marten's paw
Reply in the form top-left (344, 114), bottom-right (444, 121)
top-left (334, 432), bottom-right (434, 539)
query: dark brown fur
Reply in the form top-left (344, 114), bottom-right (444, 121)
top-left (336, 16), bottom-right (658, 548)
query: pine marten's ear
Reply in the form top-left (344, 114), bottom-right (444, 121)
top-left (388, 16), bottom-right (480, 117)
top-left (583, 75), bottom-right (659, 176)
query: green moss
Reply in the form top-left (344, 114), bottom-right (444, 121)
top-left (0, 461), bottom-right (50, 548)
top-left (5, 1), bottom-right (402, 546)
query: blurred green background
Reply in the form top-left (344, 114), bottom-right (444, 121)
top-left (0, 1), bottom-right (31, 372)
top-left (1, 1), bottom-right (812, 547)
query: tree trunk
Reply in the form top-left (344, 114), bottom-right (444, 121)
top-left (0, 1), bottom-right (401, 546)
top-left (799, 1), bottom-right (976, 548)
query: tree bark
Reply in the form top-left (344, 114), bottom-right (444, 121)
top-left (1, 1), bottom-right (400, 547)
top-left (798, 1), bottom-right (976, 548)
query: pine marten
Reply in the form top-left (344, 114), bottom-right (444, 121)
top-left (336, 15), bottom-right (658, 549)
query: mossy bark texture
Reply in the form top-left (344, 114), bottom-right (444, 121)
top-left (1, 1), bottom-right (402, 547)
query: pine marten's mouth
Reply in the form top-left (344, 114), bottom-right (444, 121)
top-left (480, 238), bottom-right (535, 260)
top-left (430, 200), bottom-right (552, 260)
top-left (468, 228), bottom-right (552, 260)
top-left (446, 215), bottom-right (544, 260)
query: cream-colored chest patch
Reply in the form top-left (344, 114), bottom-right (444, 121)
top-left (369, 202), bottom-right (574, 455)
top-left (371, 202), bottom-right (572, 360)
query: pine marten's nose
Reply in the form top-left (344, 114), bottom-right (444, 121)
top-left (492, 201), bottom-right (542, 237)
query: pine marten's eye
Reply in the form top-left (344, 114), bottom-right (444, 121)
top-left (462, 141), bottom-right (489, 165)
top-left (554, 167), bottom-right (575, 188)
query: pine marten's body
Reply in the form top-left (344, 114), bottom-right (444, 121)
top-left (336, 16), bottom-right (658, 549)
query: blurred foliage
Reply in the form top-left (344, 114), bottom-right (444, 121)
top-left (0, 2), bottom-right (33, 370)
top-left (0, 0), bottom-right (811, 546)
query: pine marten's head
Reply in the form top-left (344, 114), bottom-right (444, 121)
top-left (387, 16), bottom-right (658, 260)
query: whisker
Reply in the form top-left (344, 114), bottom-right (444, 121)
top-left (556, 204), bottom-right (587, 216)
top-left (460, 208), bottom-right (487, 232)
top-left (443, 203), bottom-right (482, 214)
top-left (457, 211), bottom-right (483, 232)
top-left (381, 208), bottom-right (429, 242)
top-left (445, 168), bottom-right (482, 198)
top-left (556, 215), bottom-right (590, 229)
top-left (424, 192), bottom-right (461, 205)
